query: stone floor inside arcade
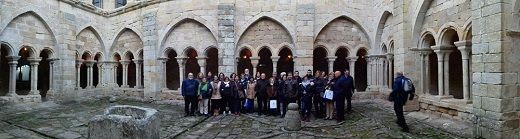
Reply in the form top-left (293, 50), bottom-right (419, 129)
top-left (0, 97), bottom-right (472, 139)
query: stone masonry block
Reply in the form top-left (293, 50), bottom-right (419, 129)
top-left (481, 73), bottom-right (504, 84)
top-left (484, 63), bottom-right (503, 73)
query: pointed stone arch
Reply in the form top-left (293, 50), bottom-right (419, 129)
top-left (110, 28), bottom-right (143, 61)
top-left (315, 16), bottom-right (371, 56)
top-left (236, 14), bottom-right (296, 46)
top-left (375, 11), bottom-right (393, 54)
top-left (160, 19), bottom-right (217, 59)
top-left (0, 10), bottom-right (58, 49)
top-left (158, 15), bottom-right (218, 51)
top-left (412, 0), bottom-right (435, 49)
top-left (314, 15), bottom-right (372, 47)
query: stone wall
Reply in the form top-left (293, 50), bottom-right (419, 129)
top-left (0, 0), bottom-right (519, 138)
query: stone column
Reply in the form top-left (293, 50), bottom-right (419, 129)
top-left (47, 58), bottom-right (57, 94)
top-left (347, 56), bottom-right (357, 78)
top-left (432, 45), bottom-right (453, 98)
top-left (98, 62), bottom-right (105, 88)
top-left (271, 56), bottom-right (280, 73)
top-left (196, 56), bottom-right (207, 75)
top-left (120, 60), bottom-right (130, 88)
top-left (386, 54), bottom-right (394, 88)
top-left (365, 56), bottom-right (372, 88)
top-left (108, 62), bottom-right (119, 87)
top-left (113, 62), bottom-right (119, 87)
top-left (85, 60), bottom-right (96, 89)
top-left (326, 56), bottom-right (337, 73)
top-left (250, 57), bottom-right (260, 76)
top-left (134, 59), bottom-right (144, 89)
top-left (27, 57), bottom-right (42, 95)
top-left (157, 58), bottom-right (169, 90)
top-left (455, 41), bottom-right (472, 102)
top-left (76, 59), bottom-right (84, 90)
top-left (382, 57), bottom-right (387, 88)
top-left (6, 56), bottom-right (20, 96)
top-left (176, 57), bottom-right (187, 89)
top-left (418, 50), bottom-right (431, 95)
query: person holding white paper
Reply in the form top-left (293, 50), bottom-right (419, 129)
top-left (299, 76), bottom-right (314, 122)
top-left (324, 72), bottom-right (336, 120)
top-left (266, 77), bottom-right (278, 116)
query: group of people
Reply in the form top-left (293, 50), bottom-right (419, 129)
top-left (181, 68), bottom-right (413, 132)
top-left (181, 68), bottom-right (356, 123)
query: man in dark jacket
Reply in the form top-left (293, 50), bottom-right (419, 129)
top-left (281, 72), bottom-right (298, 117)
top-left (389, 71), bottom-right (413, 132)
top-left (182, 73), bottom-right (199, 117)
top-left (333, 69), bottom-right (355, 122)
top-left (255, 73), bottom-right (269, 116)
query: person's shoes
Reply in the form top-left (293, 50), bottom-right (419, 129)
top-left (258, 113), bottom-right (262, 116)
top-left (190, 114), bottom-right (195, 116)
top-left (280, 115), bottom-right (285, 118)
top-left (306, 117), bottom-right (310, 122)
top-left (401, 128), bottom-right (410, 133)
top-left (184, 114), bottom-right (190, 117)
top-left (347, 111), bottom-right (353, 114)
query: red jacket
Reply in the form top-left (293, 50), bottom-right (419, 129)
top-left (267, 84), bottom-right (278, 98)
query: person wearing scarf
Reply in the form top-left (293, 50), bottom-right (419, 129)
top-left (220, 77), bottom-right (236, 115)
top-left (210, 75), bottom-right (222, 116)
top-left (299, 76), bottom-right (314, 122)
top-left (198, 77), bottom-right (213, 116)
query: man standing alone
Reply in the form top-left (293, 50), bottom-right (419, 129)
top-left (389, 71), bottom-right (413, 132)
top-left (182, 73), bottom-right (199, 117)
top-left (333, 69), bottom-right (355, 122)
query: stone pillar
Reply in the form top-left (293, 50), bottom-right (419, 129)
top-left (271, 56), bottom-right (280, 73)
top-left (432, 45), bottom-right (453, 98)
top-left (196, 56), bottom-right (207, 75)
top-left (284, 103), bottom-right (301, 131)
top-left (250, 57), bottom-right (260, 76)
top-left (217, 4), bottom-right (235, 76)
top-left (47, 58), bottom-right (57, 94)
top-left (365, 56), bottom-right (372, 88)
top-left (326, 56), bottom-right (336, 73)
top-left (157, 58), bottom-right (169, 90)
top-left (6, 56), bottom-right (20, 96)
top-left (120, 60), bottom-right (130, 88)
top-left (85, 60), bottom-right (96, 89)
top-left (417, 50), bottom-right (431, 95)
top-left (76, 60), bottom-right (84, 90)
top-left (176, 57), bottom-right (187, 89)
top-left (28, 57), bottom-right (42, 95)
top-left (347, 56), bottom-right (357, 78)
top-left (97, 62), bottom-right (104, 88)
top-left (113, 62), bottom-right (119, 87)
top-left (386, 54), bottom-right (394, 89)
top-left (382, 57), bottom-right (387, 88)
top-left (455, 41), bottom-right (472, 102)
top-left (134, 59), bottom-right (144, 89)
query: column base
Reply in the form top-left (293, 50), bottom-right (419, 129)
top-left (108, 83), bottom-right (119, 88)
top-left (433, 95), bottom-right (454, 101)
top-left (76, 87), bottom-right (82, 90)
top-left (29, 90), bottom-right (41, 95)
top-left (86, 86), bottom-right (94, 89)
top-left (134, 86), bottom-right (144, 89)
top-left (121, 85), bottom-right (130, 88)
top-left (7, 92), bottom-right (18, 97)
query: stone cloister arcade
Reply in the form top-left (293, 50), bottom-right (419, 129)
top-left (1, 0), bottom-right (519, 138)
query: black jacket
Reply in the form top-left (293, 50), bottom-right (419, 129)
top-left (255, 79), bottom-right (269, 98)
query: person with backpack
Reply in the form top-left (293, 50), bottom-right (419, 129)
top-left (389, 71), bottom-right (415, 133)
top-left (198, 77), bottom-right (213, 116)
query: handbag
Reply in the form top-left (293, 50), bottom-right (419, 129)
top-left (244, 99), bottom-right (250, 108)
top-left (324, 89), bottom-right (333, 100)
top-left (269, 100), bottom-right (277, 109)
